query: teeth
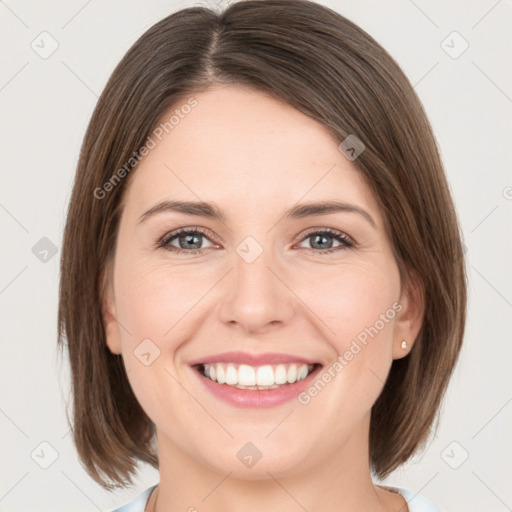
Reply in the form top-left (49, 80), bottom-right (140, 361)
top-left (239, 364), bottom-right (256, 386)
top-left (256, 365), bottom-right (274, 386)
top-left (216, 364), bottom-right (226, 384)
top-left (202, 362), bottom-right (315, 388)
top-left (287, 364), bottom-right (297, 383)
top-left (275, 364), bottom-right (288, 385)
top-left (297, 365), bottom-right (309, 381)
top-left (226, 365), bottom-right (237, 385)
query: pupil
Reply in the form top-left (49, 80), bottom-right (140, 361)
top-left (312, 234), bottom-right (332, 250)
top-left (181, 234), bottom-right (201, 250)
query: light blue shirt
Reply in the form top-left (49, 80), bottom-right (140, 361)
top-left (110, 484), bottom-right (442, 511)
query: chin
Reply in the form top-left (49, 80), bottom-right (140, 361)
top-left (199, 444), bottom-right (311, 481)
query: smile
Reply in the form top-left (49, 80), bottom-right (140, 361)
top-left (200, 362), bottom-right (316, 390)
top-left (189, 351), bottom-right (323, 408)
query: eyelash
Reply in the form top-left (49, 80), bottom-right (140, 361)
top-left (157, 226), bottom-right (355, 255)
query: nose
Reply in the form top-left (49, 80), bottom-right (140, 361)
top-left (218, 243), bottom-right (295, 335)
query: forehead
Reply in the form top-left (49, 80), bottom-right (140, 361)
top-left (122, 85), bottom-right (380, 223)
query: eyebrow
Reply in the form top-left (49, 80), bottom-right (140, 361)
top-left (138, 199), bottom-right (376, 228)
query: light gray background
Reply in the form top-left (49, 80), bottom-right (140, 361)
top-left (1, 0), bottom-right (511, 511)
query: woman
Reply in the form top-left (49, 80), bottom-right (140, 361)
top-left (57, 1), bottom-right (467, 511)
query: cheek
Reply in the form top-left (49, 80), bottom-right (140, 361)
top-left (302, 262), bottom-right (399, 337)
top-left (296, 262), bottom-right (400, 383)
top-left (112, 257), bottom-right (201, 423)
top-left (113, 254), bottom-right (207, 344)
top-left (293, 266), bottom-right (400, 422)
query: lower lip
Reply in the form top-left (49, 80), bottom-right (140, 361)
top-left (192, 365), bottom-right (322, 408)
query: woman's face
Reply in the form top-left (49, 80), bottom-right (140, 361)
top-left (103, 84), bottom-right (421, 479)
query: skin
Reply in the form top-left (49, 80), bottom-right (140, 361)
top-left (102, 84), bottom-right (423, 512)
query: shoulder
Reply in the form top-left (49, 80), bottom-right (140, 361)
top-left (394, 487), bottom-right (443, 512)
top-left (109, 485), bottom-right (158, 512)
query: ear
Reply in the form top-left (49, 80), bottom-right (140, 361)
top-left (392, 271), bottom-right (425, 359)
top-left (100, 263), bottom-right (122, 355)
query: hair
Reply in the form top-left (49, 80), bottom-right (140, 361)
top-left (57, 0), bottom-right (467, 490)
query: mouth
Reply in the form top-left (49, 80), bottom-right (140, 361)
top-left (194, 362), bottom-right (320, 390)
top-left (189, 353), bottom-right (323, 408)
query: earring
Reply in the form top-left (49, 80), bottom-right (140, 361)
top-left (401, 340), bottom-right (407, 349)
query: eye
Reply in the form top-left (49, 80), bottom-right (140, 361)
top-left (158, 227), bottom-right (216, 254)
top-left (296, 228), bottom-right (354, 254)
top-left (157, 227), bottom-right (355, 255)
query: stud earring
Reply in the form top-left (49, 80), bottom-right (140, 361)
top-left (401, 340), bottom-right (407, 349)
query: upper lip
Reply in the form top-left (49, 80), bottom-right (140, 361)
top-left (189, 351), bottom-right (320, 366)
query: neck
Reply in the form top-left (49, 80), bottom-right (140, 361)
top-left (150, 420), bottom-right (406, 512)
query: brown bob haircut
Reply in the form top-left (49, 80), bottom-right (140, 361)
top-left (58, 0), bottom-right (467, 490)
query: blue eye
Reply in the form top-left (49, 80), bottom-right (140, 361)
top-left (158, 227), bottom-right (214, 254)
top-left (297, 229), bottom-right (354, 253)
top-left (158, 227), bottom-right (354, 255)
